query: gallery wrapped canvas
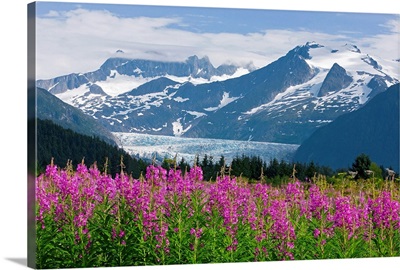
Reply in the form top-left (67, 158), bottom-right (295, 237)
top-left (27, 1), bottom-right (399, 269)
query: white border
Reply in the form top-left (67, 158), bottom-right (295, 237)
top-left (0, 1), bottom-right (399, 270)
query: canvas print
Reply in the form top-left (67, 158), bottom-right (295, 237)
top-left (27, 1), bottom-right (400, 269)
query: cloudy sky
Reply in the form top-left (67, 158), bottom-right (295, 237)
top-left (34, 1), bottom-right (399, 79)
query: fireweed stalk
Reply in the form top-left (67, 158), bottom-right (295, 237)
top-left (36, 162), bottom-right (400, 268)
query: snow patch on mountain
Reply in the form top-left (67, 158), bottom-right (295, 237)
top-left (210, 67), bottom-right (250, 81)
top-left (163, 67), bottom-right (250, 86)
top-left (48, 82), bottom-right (60, 92)
top-left (96, 71), bottom-right (153, 96)
top-left (185, 110), bottom-right (207, 119)
top-left (204, 92), bottom-right (241, 111)
top-left (306, 44), bottom-right (386, 76)
top-left (173, 96), bottom-right (190, 102)
top-left (56, 85), bottom-right (91, 105)
top-left (172, 118), bottom-right (192, 136)
top-left (242, 69), bottom-right (327, 117)
top-left (123, 87), bottom-right (175, 110)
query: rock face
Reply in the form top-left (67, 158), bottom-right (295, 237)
top-left (318, 63), bottom-right (352, 97)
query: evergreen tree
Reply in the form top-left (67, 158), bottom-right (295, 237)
top-left (351, 153), bottom-right (372, 179)
top-left (201, 154), bottom-right (215, 181)
top-left (178, 157), bottom-right (190, 175)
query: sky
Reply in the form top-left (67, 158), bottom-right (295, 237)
top-left (33, 1), bottom-right (400, 79)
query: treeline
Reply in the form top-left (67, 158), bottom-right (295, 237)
top-left (161, 154), bottom-right (334, 184)
top-left (34, 118), bottom-right (395, 184)
top-left (165, 153), bottom-right (396, 184)
top-left (35, 118), bottom-right (149, 177)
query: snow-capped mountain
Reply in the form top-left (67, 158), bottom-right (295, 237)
top-left (191, 42), bottom-right (399, 143)
top-left (37, 42), bottom-right (399, 145)
top-left (36, 53), bottom-right (254, 97)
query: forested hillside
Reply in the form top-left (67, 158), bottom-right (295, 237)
top-left (35, 118), bottom-right (149, 177)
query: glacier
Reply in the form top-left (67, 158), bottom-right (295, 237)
top-left (113, 132), bottom-right (299, 165)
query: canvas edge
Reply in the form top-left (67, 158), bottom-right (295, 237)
top-left (27, 2), bottom-right (37, 269)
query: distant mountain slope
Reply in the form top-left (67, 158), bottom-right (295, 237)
top-left (36, 87), bottom-right (117, 145)
top-left (293, 83), bottom-right (399, 171)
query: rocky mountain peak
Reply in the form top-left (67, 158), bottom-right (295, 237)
top-left (318, 63), bottom-right (353, 97)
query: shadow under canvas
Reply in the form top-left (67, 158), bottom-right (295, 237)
top-left (6, 258), bottom-right (27, 267)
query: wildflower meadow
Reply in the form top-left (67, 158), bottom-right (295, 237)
top-left (35, 160), bottom-right (400, 269)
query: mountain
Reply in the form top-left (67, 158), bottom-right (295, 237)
top-left (35, 87), bottom-right (117, 145)
top-left (293, 83), bottom-right (399, 171)
top-left (186, 42), bottom-right (398, 144)
top-left (36, 54), bottom-right (253, 97)
top-left (37, 42), bottom-right (399, 145)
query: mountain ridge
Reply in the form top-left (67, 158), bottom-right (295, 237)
top-left (37, 55), bottom-right (253, 97)
top-left (36, 42), bottom-right (399, 145)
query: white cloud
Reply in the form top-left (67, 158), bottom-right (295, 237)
top-left (358, 19), bottom-right (400, 61)
top-left (44, 10), bottom-right (61, 17)
top-left (36, 8), bottom-right (400, 79)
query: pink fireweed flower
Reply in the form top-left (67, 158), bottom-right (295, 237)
top-left (145, 165), bottom-right (167, 185)
top-left (187, 166), bottom-right (203, 182)
top-left (45, 163), bottom-right (58, 178)
top-left (269, 200), bottom-right (296, 240)
top-left (308, 184), bottom-right (330, 219)
top-left (154, 222), bottom-right (170, 253)
top-left (167, 169), bottom-right (183, 184)
top-left (89, 163), bottom-right (101, 178)
top-left (76, 163), bottom-right (89, 175)
top-left (73, 214), bottom-right (88, 228)
top-left (112, 227), bottom-right (117, 240)
top-left (190, 228), bottom-right (203, 239)
top-left (226, 244), bottom-right (237, 252)
top-left (252, 183), bottom-right (270, 210)
top-left (92, 174), bottom-right (114, 202)
top-left (75, 231), bottom-right (81, 242)
top-left (313, 228), bottom-right (320, 238)
top-left (268, 199), bottom-right (296, 259)
top-left (85, 240), bottom-right (92, 250)
top-left (333, 196), bottom-right (364, 239)
top-left (369, 191), bottom-right (400, 230)
top-left (285, 180), bottom-right (304, 207)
